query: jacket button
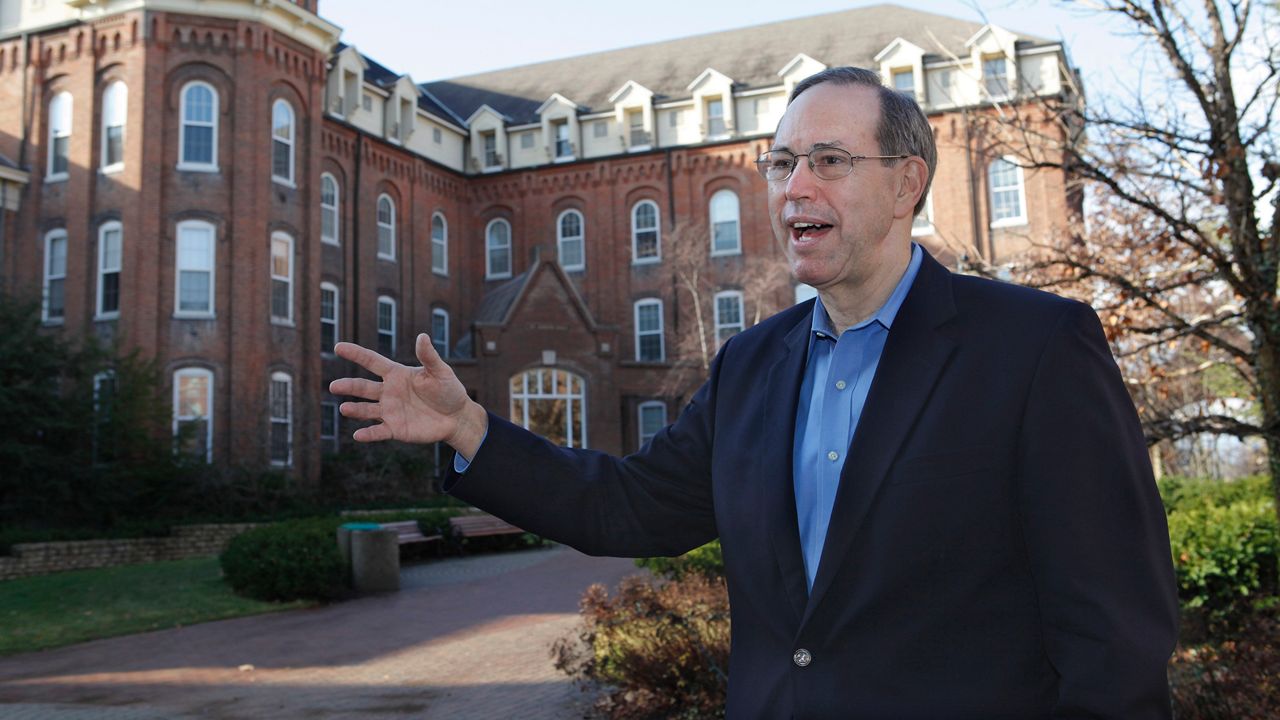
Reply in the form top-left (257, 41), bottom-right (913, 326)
top-left (793, 648), bottom-right (812, 667)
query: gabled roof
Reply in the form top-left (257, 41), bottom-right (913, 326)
top-left (474, 259), bottom-right (598, 331)
top-left (419, 4), bottom-right (1052, 125)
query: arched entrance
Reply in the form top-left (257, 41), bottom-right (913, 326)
top-left (509, 368), bottom-right (587, 448)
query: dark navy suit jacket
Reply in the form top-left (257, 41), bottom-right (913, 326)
top-left (446, 251), bottom-right (1179, 719)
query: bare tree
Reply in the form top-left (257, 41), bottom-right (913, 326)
top-left (979, 1), bottom-right (1278, 512)
top-left (659, 220), bottom-right (791, 398)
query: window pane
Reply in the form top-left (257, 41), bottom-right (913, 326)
top-left (271, 279), bottom-right (289, 319)
top-left (47, 278), bottom-right (65, 318)
top-left (101, 272), bottom-right (119, 315)
top-left (185, 86), bottom-right (213, 123)
top-left (105, 126), bottom-right (124, 166)
top-left (490, 247), bottom-right (510, 274)
top-left (52, 137), bottom-right (69, 175)
top-left (272, 104), bottom-right (292, 141)
top-left (560, 238), bottom-right (583, 268)
top-left (48, 237), bottom-right (67, 275)
top-left (179, 271), bottom-right (210, 312)
top-left (639, 334), bottom-right (662, 361)
top-left (321, 205), bottom-right (336, 240)
top-left (713, 221), bottom-right (739, 253)
top-left (270, 421), bottom-right (290, 463)
top-left (637, 303), bottom-right (659, 332)
top-left (272, 140), bottom-right (290, 179)
top-left (184, 126), bottom-right (213, 165)
top-left (271, 238), bottom-right (290, 277)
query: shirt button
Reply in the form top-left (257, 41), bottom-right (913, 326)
top-left (835, 380), bottom-right (847, 390)
top-left (793, 648), bottom-right (812, 667)
top-left (827, 451), bottom-right (838, 462)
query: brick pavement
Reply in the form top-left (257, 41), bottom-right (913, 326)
top-left (0, 546), bottom-right (640, 719)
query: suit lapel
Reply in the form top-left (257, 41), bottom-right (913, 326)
top-left (760, 310), bottom-right (813, 622)
top-left (802, 253), bottom-right (958, 625)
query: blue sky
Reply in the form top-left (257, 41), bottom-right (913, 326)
top-left (318, 0), bottom-right (1152, 99)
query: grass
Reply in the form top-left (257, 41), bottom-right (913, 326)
top-left (0, 556), bottom-right (314, 656)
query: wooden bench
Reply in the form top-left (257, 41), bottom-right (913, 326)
top-left (380, 521), bottom-right (443, 553)
top-left (448, 514), bottom-right (533, 554)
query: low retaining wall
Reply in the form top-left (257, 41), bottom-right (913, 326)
top-left (0, 523), bottom-right (262, 581)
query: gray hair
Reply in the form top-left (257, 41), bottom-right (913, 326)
top-left (789, 67), bottom-right (936, 217)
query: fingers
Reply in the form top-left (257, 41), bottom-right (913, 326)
top-left (415, 333), bottom-right (448, 371)
top-left (338, 400), bottom-right (384, 421)
top-left (334, 341), bottom-right (397, 377)
top-left (353, 424), bottom-right (393, 443)
top-left (328, 377), bottom-right (381, 400)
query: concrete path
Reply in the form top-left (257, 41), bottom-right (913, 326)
top-left (0, 546), bottom-right (640, 719)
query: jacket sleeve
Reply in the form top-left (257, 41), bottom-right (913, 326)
top-left (1016, 301), bottom-right (1179, 718)
top-left (442, 346), bottom-right (726, 558)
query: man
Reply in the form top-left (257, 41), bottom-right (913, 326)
top-left (332, 67), bottom-right (1179, 718)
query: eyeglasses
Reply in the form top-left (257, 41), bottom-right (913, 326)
top-left (755, 148), bottom-right (909, 181)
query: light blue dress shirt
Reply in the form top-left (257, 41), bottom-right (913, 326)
top-left (792, 244), bottom-right (923, 590)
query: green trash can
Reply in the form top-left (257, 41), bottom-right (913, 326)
top-left (337, 522), bottom-right (382, 587)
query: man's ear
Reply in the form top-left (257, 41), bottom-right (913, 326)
top-left (896, 157), bottom-right (929, 220)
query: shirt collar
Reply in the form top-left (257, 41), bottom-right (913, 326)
top-left (810, 243), bottom-right (924, 340)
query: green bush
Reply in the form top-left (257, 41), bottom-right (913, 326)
top-left (1160, 476), bottom-right (1279, 630)
top-left (220, 518), bottom-right (345, 602)
top-left (636, 540), bottom-right (724, 580)
top-left (552, 574), bottom-right (730, 720)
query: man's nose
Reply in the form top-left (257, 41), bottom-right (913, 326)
top-left (784, 158), bottom-right (818, 201)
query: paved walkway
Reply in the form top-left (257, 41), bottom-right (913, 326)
top-left (0, 546), bottom-right (640, 719)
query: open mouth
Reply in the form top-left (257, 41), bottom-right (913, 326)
top-left (791, 221), bottom-right (833, 239)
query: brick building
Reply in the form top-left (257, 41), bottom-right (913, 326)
top-left (0, 1), bottom-right (1079, 482)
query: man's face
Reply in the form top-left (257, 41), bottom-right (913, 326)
top-left (767, 83), bottom-right (903, 294)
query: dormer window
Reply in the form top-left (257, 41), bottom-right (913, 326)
top-left (706, 98), bottom-right (726, 137)
top-left (892, 69), bottom-right (915, 98)
top-left (628, 110), bottom-right (647, 148)
top-left (482, 131), bottom-right (499, 168)
top-left (983, 56), bottom-right (1009, 98)
top-left (553, 121), bottom-right (572, 159)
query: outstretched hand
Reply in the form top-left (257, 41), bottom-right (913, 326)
top-left (329, 334), bottom-right (488, 460)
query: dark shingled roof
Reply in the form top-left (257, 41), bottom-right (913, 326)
top-left (420, 3), bottom-right (1053, 125)
top-left (332, 42), bottom-right (462, 127)
top-left (475, 269), bottom-right (533, 325)
top-left (0, 152), bottom-right (18, 170)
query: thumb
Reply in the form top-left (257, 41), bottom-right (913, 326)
top-left (415, 333), bottom-right (446, 370)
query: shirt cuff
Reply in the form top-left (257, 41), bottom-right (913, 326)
top-left (451, 429), bottom-right (487, 473)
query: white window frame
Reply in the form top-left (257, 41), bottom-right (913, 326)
top-left (100, 81), bottom-right (127, 173)
top-left (178, 81), bottom-right (218, 172)
top-left (892, 69), bottom-right (915, 97)
top-left (706, 97), bottom-right (726, 138)
top-left (988, 156), bottom-right (1028, 228)
top-left (637, 400), bottom-right (667, 448)
top-left (377, 295), bottom-right (396, 357)
top-left (714, 290), bottom-right (745, 345)
top-left (486, 218), bottom-right (512, 279)
top-left (709, 189), bottom-right (741, 256)
top-left (553, 121), bottom-right (573, 160)
top-left (320, 173), bottom-right (339, 245)
top-left (631, 200), bottom-right (661, 264)
top-left (97, 221), bottom-right (123, 319)
top-left (42, 229), bottom-right (68, 324)
top-left (912, 193), bottom-right (935, 237)
top-left (46, 91), bottom-right (72, 182)
top-left (634, 298), bottom-right (665, 362)
top-left (509, 368), bottom-right (588, 448)
top-left (482, 131), bottom-right (499, 169)
top-left (376, 194), bottom-right (396, 260)
top-left (982, 56), bottom-right (1010, 100)
top-left (269, 231), bottom-right (294, 325)
top-left (269, 371), bottom-right (292, 467)
top-left (175, 219), bottom-right (216, 318)
top-left (431, 308), bottom-right (449, 359)
top-left (173, 367), bottom-right (214, 463)
top-left (271, 99), bottom-right (295, 187)
top-left (320, 400), bottom-right (339, 452)
top-left (320, 281), bottom-right (339, 355)
top-left (557, 209), bottom-right (585, 271)
top-left (431, 212), bottom-right (448, 276)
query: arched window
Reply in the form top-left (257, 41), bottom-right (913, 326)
top-left (269, 232), bottom-right (293, 324)
top-left (709, 189), bottom-right (741, 255)
top-left (509, 368), bottom-right (587, 448)
top-left (376, 194), bottom-right (396, 260)
top-left (320, 282), bottom-right (339, 354)
top-left (557, 209), bottom-right (585, 271)
top-left (431, 308), bottom-right (449, 359)
top-left (988, 157), bottom-right (1027, 227)
top-left (101, 81), bottom-right (127, 171)
top-left (43, 229), bottom-right (68, 323)
top-left (431, 212), bottom-right (448, 275)
top-left (714, 290), bottom-right (744, 344)
top-left (175, 220), bottom-right (215, 317)
top-left (638, 400), bottom-right (667, 448)
top-left (486, 218), bottom-right (512, 279)
top-left (631, 200), bottom-right (660, 264)
top-left (377, 295), bottom-right (396, 356)
top-left (179, 81), bottom-right (218, 170)
top-left (97, 221), bottom-right (123, 319)
top-left (320, 173), bottom-right (339, 245)
top-left (47, 91), bottom-right (72, 180)
top-left (269, 371), bottom-right (292, 467)
top-left (634, 298), bottom-right (664, 362)
top-left (173, 367), bottom-right (213, 462)
top-left (271, 99), bottom-right (295, 185)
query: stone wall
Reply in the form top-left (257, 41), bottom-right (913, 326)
top-left (0, 523), bottom-right (261, 581)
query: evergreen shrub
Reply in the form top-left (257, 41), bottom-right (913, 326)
top-left (219, 518), bottom-right (345, 602)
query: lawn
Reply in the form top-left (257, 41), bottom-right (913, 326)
top-left (0, 557), bottom-right (313, 656)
